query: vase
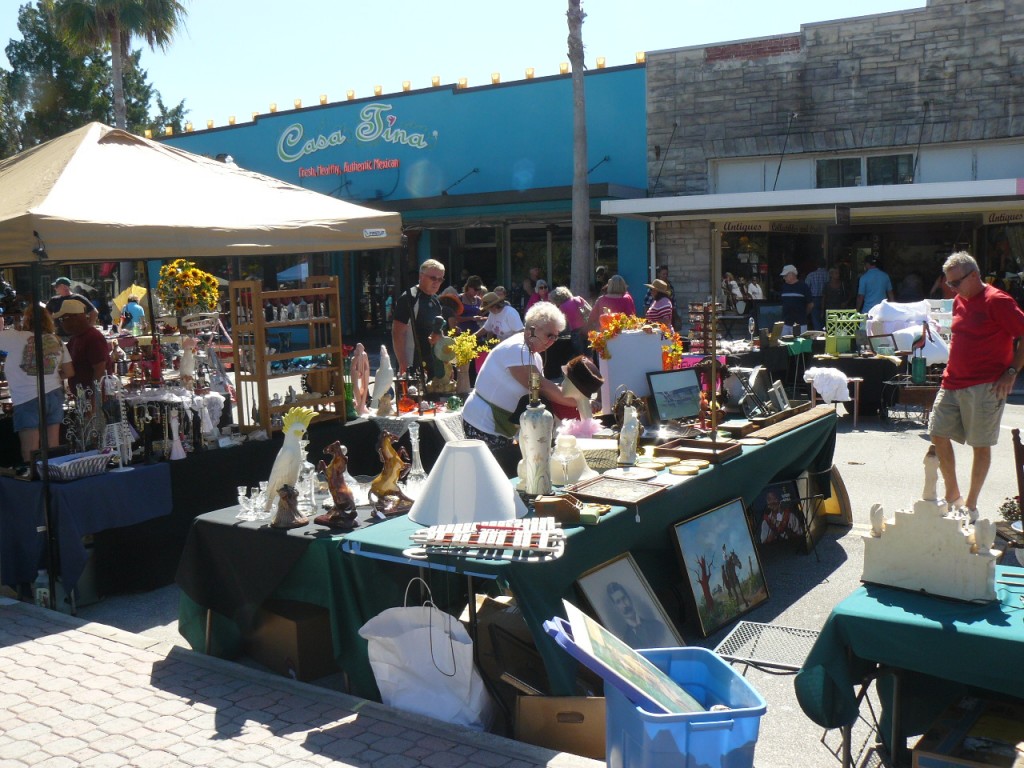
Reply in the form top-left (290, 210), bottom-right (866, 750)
top-left (456, 363), bottom-right (471, 395)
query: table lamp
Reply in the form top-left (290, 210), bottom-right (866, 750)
top-left (408, 439), bottom-right (527, 526)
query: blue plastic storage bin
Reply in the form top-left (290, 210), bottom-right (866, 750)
top-left (605, 647), bottom-right (766, 768)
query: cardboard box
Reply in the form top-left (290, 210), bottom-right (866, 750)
top-left (515, 695), bottom-right (606, 760)
top-left (914, 696), bottom-right (1024, 768)
top-left (248, 599), bottom-right (337, 682)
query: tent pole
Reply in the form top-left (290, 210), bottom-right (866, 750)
top-left (30, 255), bottom-right (59, 610)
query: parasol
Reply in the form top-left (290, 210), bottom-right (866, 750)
top-left (112, 284), bottom-right (148, 317)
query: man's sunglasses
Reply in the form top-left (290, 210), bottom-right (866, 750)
top-left (946, 269), bottom-right (975, 289)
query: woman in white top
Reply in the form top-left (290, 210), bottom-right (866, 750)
top-left (463, 303), bottom-right (577, 461)
top-left (0, 306), bottom-right (74, 466)
top-left (746, 277), bottom-right (765, 301)
top-left (475, 291), bottom-right (524, 342)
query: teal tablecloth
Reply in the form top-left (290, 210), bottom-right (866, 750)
top-left (795, 566), bottom-right (1024, 750)
top-left (344, 411), bottom-right (837, 695)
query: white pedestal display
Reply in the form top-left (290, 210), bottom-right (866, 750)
top-left (598, 330), bottom-right (669, 407)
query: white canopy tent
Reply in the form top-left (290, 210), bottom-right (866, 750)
top-left (0, 122), bottom-right (403, 264)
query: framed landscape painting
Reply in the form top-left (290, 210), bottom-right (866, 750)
top-left (672, 498), bottom-right (768, 637)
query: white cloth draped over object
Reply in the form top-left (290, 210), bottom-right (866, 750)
top-left (804, 367), bottom-right (851, 403)
top-left (866, 300), bottom-right (949, 365)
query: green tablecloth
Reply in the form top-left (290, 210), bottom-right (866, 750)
top-left (344, 412), bottom-right (837, 694)
top-left (795, 566), bottom-right (1024, 750)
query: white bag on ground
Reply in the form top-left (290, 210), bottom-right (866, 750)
top-left (358, 579), bottom-right (494, 730)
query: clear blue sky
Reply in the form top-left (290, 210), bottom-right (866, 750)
top-left (2, 0), bottom-right (926, 127)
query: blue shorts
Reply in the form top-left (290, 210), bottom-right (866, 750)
top-left (13, 388), bottom-right (65, 431)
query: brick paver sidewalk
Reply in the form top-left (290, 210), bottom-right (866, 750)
top-left (0, 598), bottom-right (599, 768)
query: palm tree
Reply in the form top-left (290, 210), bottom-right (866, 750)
top-left (48, 0), bottom-right (187, 130)
top-left (567, 0), bottom-right (591, 300)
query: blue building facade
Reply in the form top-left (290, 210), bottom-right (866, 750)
top-left (163, 66), bottom-right (647, 334)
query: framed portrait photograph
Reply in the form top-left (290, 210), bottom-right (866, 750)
top-left (672, 498), bottom-right (768, 637)
top-left (749, 480), bottom-right (806, 546)
top-left (576, 553), bottom-right (684, 650)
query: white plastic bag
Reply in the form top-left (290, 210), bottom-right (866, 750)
top-left (358, 578), bottom-right (494, 730)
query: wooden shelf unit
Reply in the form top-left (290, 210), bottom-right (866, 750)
top-left (228, 277), bottom-right (345, 433)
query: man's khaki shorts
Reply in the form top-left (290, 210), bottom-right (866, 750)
top-left (928, 383), bottom-right (1005, 447)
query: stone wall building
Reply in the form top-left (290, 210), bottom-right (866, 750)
top-left (609, 0), bottom-right (1024, 325)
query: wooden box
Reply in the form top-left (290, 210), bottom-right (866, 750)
top-left (653, 437), bottom-right (742, 463)
top-left (248, 599), bottom-right (338, 682)
top-left (913, 696), bottom-right (1024, 767)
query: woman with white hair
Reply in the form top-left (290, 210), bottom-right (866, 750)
top-left (462, 303), bottom-right (578, 470)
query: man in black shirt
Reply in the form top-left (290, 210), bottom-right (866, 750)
top-left (392, 259), bottom-right (446, 380)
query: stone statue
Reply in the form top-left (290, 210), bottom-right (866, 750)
top-left (371, 345), bottom-right (395, 411)
top-left (351, 343), bottom-right (371, 416)
top-left (869, 503), bottom-right (886, 537)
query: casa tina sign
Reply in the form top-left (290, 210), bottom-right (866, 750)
top-left (277, 102), bottom-right (433, 163)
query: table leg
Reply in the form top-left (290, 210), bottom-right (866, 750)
top-left (204, 607), bottom-right (212, 655)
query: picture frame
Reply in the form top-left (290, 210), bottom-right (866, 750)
top-left (576, 553), bottom-right (684, 650)
top-left (672, 498), bottom-right (768, 637)
top-left (565, 475), bottom-right (666, 506)
top-left (748, 480), bottom-right (806, 545)
top-left (645, 368), bottom-right (702, 424)
top-left (868, 333), bottom-right (898, 355)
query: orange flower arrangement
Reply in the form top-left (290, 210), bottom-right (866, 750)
top-left (587, 312), bottom-right (684, 370)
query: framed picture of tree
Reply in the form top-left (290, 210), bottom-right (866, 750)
top-left (672, 498), bottom-right (769, 637)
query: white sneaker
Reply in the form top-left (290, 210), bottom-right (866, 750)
top-left (945, 497), bottom-right (965, 514)
top-left (961, 506), bottom-right (979, 523)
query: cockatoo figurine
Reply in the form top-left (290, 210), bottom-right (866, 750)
top-left (370, 345), bottom-right (394, 412)
top-left (264, 406), bottom-right (317, 513)
top-left (179, 335), bottom-right (197, 390)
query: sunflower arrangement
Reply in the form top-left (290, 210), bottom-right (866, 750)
top-left (587, 312), bottom-right (685, 370)
top-left (447, 329), bottom-right (497, 367)
top-left (156, 259), bottom-right (220, 315)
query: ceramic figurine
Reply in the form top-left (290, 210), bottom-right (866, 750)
top-left (314, 441), bottom-right (358, 530)
top-left (371, 345), bottom-right (395, 411)
top-left (179, 336), bottom-right (197, 390)
top-left (263, 407), bottom-right (318, 513)
top-left (285, 385), bottom-right (297, 404)
top-left (426, 336), bottom-right (456, 395)
top-left (869, 503), bottom-right (886, 537)
top-left (168, 409), bottom-right (186, 460)
top-left (351, 343), bottom-right (371, 416)
top-left (368, 431), bottom-right (414, 515)
top-left (617, 396), bottom-right (640, 466)
top-left (376, 393), bottom-right (393, 417)
top-left (973, 518), bottom-right (996, 554)
top-left (271, 484), bottom-right (309, 529)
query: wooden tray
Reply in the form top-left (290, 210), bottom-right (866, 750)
top-left (746, 404), bottom-right (834, 440)
top-left (651, 437), bottom-right (742, 463)
top-left (749, 399), bottom-right (812, 429)
top-left (717, 418), bottom-right (758, 437)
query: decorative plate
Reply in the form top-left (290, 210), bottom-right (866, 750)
top-left (738, 437), bottom-right (767, 446)
top-left (604, 466), bottom-right (659, 481)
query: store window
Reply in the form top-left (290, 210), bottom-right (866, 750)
top-left (867, 154), bottom-right (914, 185)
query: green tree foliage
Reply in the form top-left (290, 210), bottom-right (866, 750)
top-left (50, 0), bottom-right (187, 130)
top-left (0, 1), bottom-right (187, 158)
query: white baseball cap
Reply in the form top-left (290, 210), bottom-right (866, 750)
top-left (779, 264), bottom-right (798, 276)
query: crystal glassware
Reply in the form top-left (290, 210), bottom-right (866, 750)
top-left (235, 485), bottom-right (254, 521)
top-left (403, 421), bottom-right (428, 497)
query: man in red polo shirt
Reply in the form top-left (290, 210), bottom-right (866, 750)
top-left (929, 251), bottom-right (1024, 520)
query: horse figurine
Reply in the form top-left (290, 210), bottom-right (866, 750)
top-left (368, 431), bottom-right (414, 516)
top-left (314, 441), bottom-right (359, 530)
top-left (271, 484), bottom-right (308, 529)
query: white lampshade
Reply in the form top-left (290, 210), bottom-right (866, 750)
top-left (408, 439), bottom-right (527, 526)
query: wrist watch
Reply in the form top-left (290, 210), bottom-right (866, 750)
top-left (1008, 366), bottom-right (1018, 377)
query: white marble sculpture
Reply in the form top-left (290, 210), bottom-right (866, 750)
top-left (371, 345), bottom-right (395, 414)
top-left (923, 445), bottom-right (939, 501)
top-left (617, 401), bottom-right (640, 466)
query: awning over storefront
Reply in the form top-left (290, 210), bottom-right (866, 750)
top-left (602, 178), bottom-right (1024, 224)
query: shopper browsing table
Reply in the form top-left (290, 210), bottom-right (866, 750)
top-left (929, 251), bottom-right (1024, 520)
top-left (475, 291), bottom-right (524, 342)
top-left (779, 264), bottom-right (812, 335)
top-left (53, 295), bottom-right (110, 399)
top-left (462, 303), bottom-right (578, 471)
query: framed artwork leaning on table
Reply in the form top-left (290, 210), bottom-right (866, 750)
top-left (673, 498), bottom-right (768, 637)
top-left (576, 552), bottom-right (684, 650)
top-left (748, 480), bottom-right (805, 546)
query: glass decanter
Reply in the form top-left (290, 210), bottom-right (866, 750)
top-left (403, 420), bottom-right (428, 497)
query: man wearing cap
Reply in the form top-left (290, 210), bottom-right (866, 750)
top-left (392, 259), bottom-right (446, 380)
top-left (53, 296), bottom-right (110, 397)
top-left (476, 291), bottom-right (524, 342)
top-left (779, 265), bottom-right (812, 335)
top-left (47, 277), bottom-right (98, 329)
top-left (855, 256), bottom-right (894, 315)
